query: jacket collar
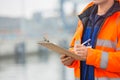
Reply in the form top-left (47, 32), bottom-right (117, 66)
top-left (89, 1), bottom-right (120, 21)
top-left (78, 1), bottom-right (120, 20)
top-left (106, 1), bottom-right (120, 17)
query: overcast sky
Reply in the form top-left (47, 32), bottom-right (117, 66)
top-left (0, 0), bottom-right (59, 18)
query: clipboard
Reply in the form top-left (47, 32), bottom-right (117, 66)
top-left (38, 41), bottom-right (80, 60)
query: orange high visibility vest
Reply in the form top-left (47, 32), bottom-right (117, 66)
top-left (68, 1), bottom-right (120, 80)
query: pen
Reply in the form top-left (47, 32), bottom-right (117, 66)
top-left (81, 39), bottom-right (91, 45)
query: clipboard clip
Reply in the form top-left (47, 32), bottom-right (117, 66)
top-left (43, 37), bottom-right (49, 42)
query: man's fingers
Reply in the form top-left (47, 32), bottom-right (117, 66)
top-left (75, 48), bottom-right (85, 51)
top-left (74, 45), bottom-right (85, 51)
top-left (61, 57), bottom-right (71, 62)
top-left (74, 44), bottom-right (83, 48)
top-left (60, 55), bottom-right (67, 59)
top-left (76, 51), bottom-right (84, 55)
top-left (61, 57), bottom-right (74, 65)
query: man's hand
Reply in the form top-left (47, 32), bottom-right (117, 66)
top-left (74, 44), bottom-right (88, 61)
top-left (60, 55), bottom-right (75, 66)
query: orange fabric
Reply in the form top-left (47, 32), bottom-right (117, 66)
top-left (87, 48), bottom-right (101, 68)
top-left (86, 12), bottom-right (120, 77)
top-left (68, 2), bottom-right (96, 78)
top-left (68, 2), bottom-right (120, 79)
top-left (70, 20), bottom-right (83, 47)
top-left (96, 46), bottom-right (115, 52)
top-left (70, 2), bottom-right (96, 47)
top-left (68, 48), bottom-right (80, 78)
top-left (70, 61), bottom-right (80, 78)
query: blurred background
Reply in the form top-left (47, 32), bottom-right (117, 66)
top-left (0, 0), bottom-right (91, 80)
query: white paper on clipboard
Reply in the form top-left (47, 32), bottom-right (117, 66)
top-left (38, 41), bottom-right (80, 60)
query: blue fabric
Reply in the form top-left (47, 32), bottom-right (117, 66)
top-left (81, 26), bottom-right (99, 80)
top-left (81, 13), bottom-right (104, 80)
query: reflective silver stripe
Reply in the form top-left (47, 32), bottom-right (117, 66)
top-left (100, 51), bottom-right (108, 69)
top-left (75, 78), bottom-right (80, 80)
top-left (95, 77), bottom-right (120, 80)
top-left (116, 47), bottom-right (120, 51)
top-left (96, 39), bottom-right (117, 49)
